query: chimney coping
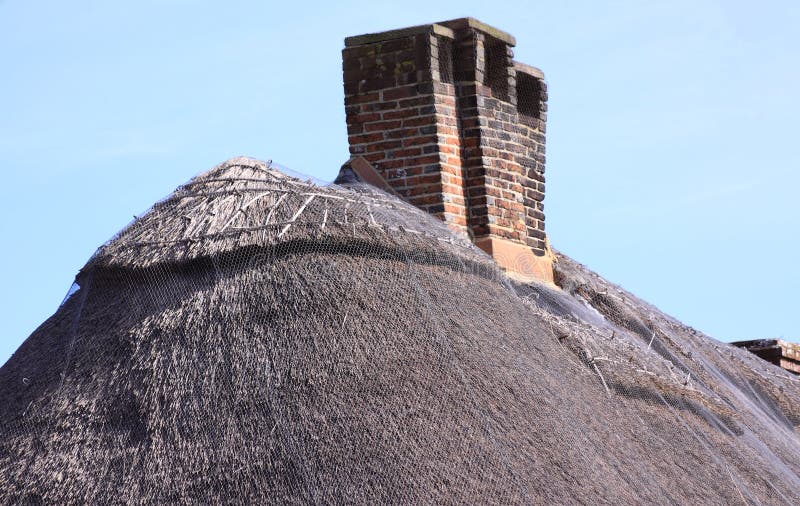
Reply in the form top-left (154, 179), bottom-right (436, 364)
top-left (438, 17), bottom-right (516, 46)
top-left (344, 23), bottom-right (455, 47)
top-left (514, 61), bottom-right (545, 80)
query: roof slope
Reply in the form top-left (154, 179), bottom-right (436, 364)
top-left (2, 158), bottom-right (800, 504)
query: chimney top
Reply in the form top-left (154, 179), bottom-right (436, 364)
top-left (438, 18), bottom-right (517, 45)
top-left (344, 18), bottom-right (516, 48)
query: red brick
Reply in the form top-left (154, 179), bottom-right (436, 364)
top-left (363, 152), bottom-right (385, 162)
top-left (389, 148), bottom-right (422, 158)
top-left (344, 93), bottom-right (380, 105)
top-left (383, 86), bottom-right (417, 100)
top-left (366, 140), bottom-right (402, 151)
top-left (382, 108), bottom-right (420, 120)
top-left (403, 136), bottom-right (438, 147)
top-left (364, 120), bottom-right (402, 132)
top-left (348, 133), bottom-right (384, 144)
top-left (347, 112), bottom-right (381, 124)
top-left (385, 128), bottom-right (420, 139)
top-left (403, 116), bottom-right (437, 127)
top-left (407, 194), bottom-right (442, 206)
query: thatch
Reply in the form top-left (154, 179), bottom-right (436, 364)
top-left (88, 157), bottom-right (483, 271)
top-left (2, 157), bottom-right (800, 504)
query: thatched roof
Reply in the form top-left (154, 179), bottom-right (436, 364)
top-left (2, 157), bottom-right (800, 504)
top-left (88, 157), bottom-right (485, 270)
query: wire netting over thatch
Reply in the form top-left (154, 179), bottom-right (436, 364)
top-left (2, 157), bottom-right (800, 504)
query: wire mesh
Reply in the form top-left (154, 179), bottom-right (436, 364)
top-left (1, 157), bottom-right (800, 504)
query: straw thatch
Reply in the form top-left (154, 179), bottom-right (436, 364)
top-left (2, 157), bottom-right (800, 504)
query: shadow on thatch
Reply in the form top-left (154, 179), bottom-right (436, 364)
top-left (90, 237), bottom-right (506, 292)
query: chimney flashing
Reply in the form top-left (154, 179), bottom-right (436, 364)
top-left (335, 156), bottom-right (402, 197)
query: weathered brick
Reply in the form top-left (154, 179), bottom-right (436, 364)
top-left (397, 97), bottom-right (434, 108)
top-left (367, 140), bottom-right (403, 151)
top-left (347, 112), bottom-right (381, 124)
top-left (388, 147), bottom-right (422, 158)
top-left (362, 152), bottom-right (385, 162)
top-left (410, 194), bottom-right (444, 206)
top-left (403, 136), bottom-right (438, 147)
top-left (364, 120), bottom-right (402, 132)
top-left (403, 116), bottom-right (437, 127)
top-left (383, 108), bottom-right (420, 120)
top-left (348, 133), bottom-right (384, 144)
top-left (361, 101), bottom-right (398, 112)
top-left (345, 92), bottom-right (380, 105)
top-left (382, 86), bottom-right (417, 101)
top-left (385, 128), bottom-right (422, 139)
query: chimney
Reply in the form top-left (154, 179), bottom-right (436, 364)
top-left (342, 18), bottom-right (553, 283)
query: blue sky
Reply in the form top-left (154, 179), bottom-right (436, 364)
top-left (1, 0), bottom-right (798, 365)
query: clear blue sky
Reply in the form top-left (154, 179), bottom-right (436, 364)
top-left (1, 0), bottom-right (798, 365)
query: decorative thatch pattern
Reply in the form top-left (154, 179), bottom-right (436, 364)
top-left (2, 158), bottom-right (800, 504)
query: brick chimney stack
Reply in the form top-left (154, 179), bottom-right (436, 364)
top-left (342, 18), bottom-right (553, 283)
